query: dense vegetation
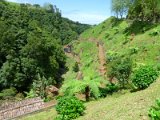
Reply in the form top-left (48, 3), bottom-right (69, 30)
top-left (1, 0), bottom-right (160, 119)
top-left (112, 0), bottom-right (160, 22)
top-left (55, 96), bottom-right (85, 120)
top-left (0, 1), bottom-right (89, 98)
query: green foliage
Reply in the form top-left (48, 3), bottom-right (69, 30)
top-left (31, 74), bottom-right (53, 98)
top-left (25, 89), bottom-right (37, 98)
top-left (111, 0), bottom-right (131, 18)
top-left (149, 99), bottom-right (160, 120)
top-left (73, 62), bottom-right (79, 72)
top-left (129, 47), bottom-right (139, 55)
top-left (55, 96), bottom-right (85, 120)
top-left (122, 39), bottom-right (129, 45)
top-left (0, 87), bottom-right (17, 99)
top-left (128, 0), bottom-right (160, 22)
top-left (108, 57), bottom-right (132, 88)
top-left (106, 51), bottom-right (119, 62)
top-left (132, 66), bottom-right (158, 90)
top-left (99, 83), bottom-right (119, 97)
top-left (0, 1), bottom-right (90, 93)
top-left (149, 29), bottom-right (160, 36)
top-left (60, 76), bottom-right (104, 101)
top-left (15, 93), bottom-right (25, 101)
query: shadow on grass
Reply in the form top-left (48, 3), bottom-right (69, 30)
top-left (110, 17), bottom-right (124, 28)
top-left (124, 20), bottom-right (157, 35)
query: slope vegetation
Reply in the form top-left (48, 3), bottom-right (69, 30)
top-left (20, 17), bottom-right (160, 120)
top-left (20, 78), bottom-right (160, 120)
top-left (81, 17), bottom-right (160, 67)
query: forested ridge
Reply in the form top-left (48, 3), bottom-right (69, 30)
top-left (0, 0), bottom-right (90, 95)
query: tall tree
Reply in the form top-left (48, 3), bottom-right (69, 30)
top-left (111, 0), bottom-right (131, 18)
top-left (127, 0), bottom-right (160, 22)
top-left (0, 1), bottom-right (90, 92)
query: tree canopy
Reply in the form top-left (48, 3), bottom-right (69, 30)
top-left (0, 1), bottom-right (90, 92)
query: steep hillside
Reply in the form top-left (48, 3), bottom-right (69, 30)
top-left (80, 17), bottom-right (160, 68)
top-left (77, 78), bottom-right (160, 120)
top-left (18, 16), bottom-right (160, 120)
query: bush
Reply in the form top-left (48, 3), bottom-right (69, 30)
top-left (99, 83), bottom-right (119, 97)
top-left (0, 87), bottom-right (17, 99)
top-left (55, 96), bottom-right (85, 120)
top-left (108, 57), bottom-right (132, 88)
top-left (148, 99), bottom-right (160, 120)
top-left (149, 29), bottom-right (159, 36)
top-left (73, 62), bottom-right (79, 72)
top-left (129, 47), bottom-right (139, 55)
top-left (132, 66), bottom-right (158, 90)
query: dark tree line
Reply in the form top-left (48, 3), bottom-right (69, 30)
top-left (0, 1), bottom-right (90, 92)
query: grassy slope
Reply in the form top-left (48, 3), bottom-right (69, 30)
top-left (78, 78), bottom-right (160, 120)
top-left (20, 17), bottom-right (160, 120)
top-left (18, 108), bottom-right (57, 120)
top-left (63, 39), bottom-right (104, 82)
top-left (81, 17), bottom-right (160, 67)
top-left (20, 78), bottom-right (160, 120)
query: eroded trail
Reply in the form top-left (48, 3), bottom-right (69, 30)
top-left (64, 38), bottom-right (107, 79)
top-left (88, 38), bottom-right (107, 77)
top-left (97, 42), bottom-right (107, 76)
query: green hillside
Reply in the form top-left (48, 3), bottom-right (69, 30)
top-left (17, 15), bottom-right (160, 120)
top-left (80, 17), bottom-right (160, 67)
top-left (21, 77), bottom-right (160, 120)
top-left (1, 0), bottom-right (160, 120)
top-left (58, 17), bottom-right (160, 119)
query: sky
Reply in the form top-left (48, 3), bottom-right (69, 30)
top-left (7, 0), bottom-right (112, 25)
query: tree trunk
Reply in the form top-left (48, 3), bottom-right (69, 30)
top-left (85, 86), bottom-right (90, 101)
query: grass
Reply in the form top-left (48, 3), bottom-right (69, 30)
top-left (20, 78), bottom-right (160, 120)
top-left (17, 108), bottom-right (57, 120)
top-left (78, 79), bottom-right (160, 120)
top-left (20, 17), bottom-right (160, 120)
top-left (80, 17), bottom-right (160, 67)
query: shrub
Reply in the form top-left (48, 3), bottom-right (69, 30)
top-left (106, 51), bottom-right (119, 62)
top-left (15, 93), bottom-right (25, 101)
top-left (99, 83), bottom-right (119, 97)
top-left (122, 39), bottom-right (129, 45)
top-left (55, 96), bottom-right (85, 120)
top-left (148, 99), bottom-right (160, 120)
top-left (156, 63), bottom-right (160, 72)
top-left (149, 29), bottom-right (159, 36)
top-left (0, 87), bottom-right (17, 99)
top-left (129, 47), bottom-right (139, 55)
top-left (108, 57), bottom-right (132, 88)
top-left (132, 66), bottom-right (158, 90)
top-left (73, 62), bottom-right (79, 72)
top-left (25, 89), bottom-right (37, 98)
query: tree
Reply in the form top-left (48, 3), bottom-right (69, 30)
top-left (127, 0), bottom-right (160, 22)
top-left (108, 57), bottom-right (132, 88)
top-left (111, 0), bottom-right (131, 18)
top-left (0, 1), bottom-right (90, 94)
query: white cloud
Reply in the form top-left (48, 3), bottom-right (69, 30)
top-left (62, 11), bottom-right (109, 25)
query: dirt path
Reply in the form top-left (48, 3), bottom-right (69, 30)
top-left (64, 38), bottom-right (107, 79)
top-left (98, 42), bottom-right (107, 76)
top-left (88, 38), bottom-right (107, 77)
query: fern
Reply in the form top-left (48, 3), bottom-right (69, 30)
top-left (60, 75), bottom-right (106, 101)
